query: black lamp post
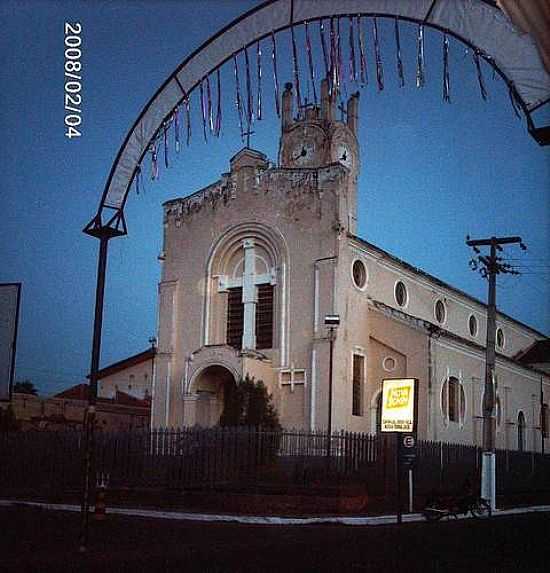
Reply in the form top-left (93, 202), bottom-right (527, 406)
top-left (324, 314), bottom-right (340, 467)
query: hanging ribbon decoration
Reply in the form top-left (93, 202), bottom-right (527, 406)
top-left (174, 106), bottom-right (181, 153)
top-left (305, 21), bottom-right (318, 105)
top-left (348, 16), bottom-right (357, 83)
top-left (291, 24), bottom-right (302, 110)
top-left (233, 53), bottom-right (245, 140)
top-left (508, 85), bottom-right (522, 119)
top-left (135, 165), bottom-right (142, 195)
top-left (336, 17), bottom-right (343, 92)
top-left (394, 18), bottom-right (405, 88)
top-left (244, 46), bottom-right (254, 130)
top-left (319, 20), bottom-right (329, 78)
top-left (358, 15), bottom-right (368, 86)
top-left (442, 34), bottom-right (450, 103)
top-left (164, 122), bottom-right (169, 168)
top-left (416, 24), bottom-right (425, 88)
top-left (271, 32), bottom-right (280, 117)
top-left (373, 18), bottom-right (384, 91)
top-left (215, 69), bottom-right (222, 137)
top-left (329, 17), bottom-right (337, 95)
top-left (206, 74), bottom-right (214, 134)
top-left (151, 143), bottom-right (158, 180)
top-left (256, 41), bottom-right (262, 121)
top-left (473, 50), bottom-right (488, 101)
top-left (184, 92), bottom-right (191, 146)
top-left (200, 78), bottom-right (208, 142)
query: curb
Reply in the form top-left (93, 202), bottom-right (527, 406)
top-left (1, 499), bottom-right (549, 526)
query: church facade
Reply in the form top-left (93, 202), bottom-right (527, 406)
top-left (151, 80), bottom-right (549, 452)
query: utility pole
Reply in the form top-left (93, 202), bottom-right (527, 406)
top-left (466, 235), bottom-right (526, 511)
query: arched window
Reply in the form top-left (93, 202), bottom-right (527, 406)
top-left (207, 227), bottom-right (284, 352)
top-left (441, 376), bottom-right (466, 425)
top-left (517, 411), bottom-right (526, 452)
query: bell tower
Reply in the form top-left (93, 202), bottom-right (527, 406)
top-left (278, 79), bottom-right (360, 176)
top-left (278, 79), bottom-right (360, 233)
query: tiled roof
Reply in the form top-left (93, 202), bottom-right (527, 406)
top-left (88, 348), bottom-right (156, 380)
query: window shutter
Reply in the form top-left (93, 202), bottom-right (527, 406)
top-left (255, 284), bottom-right (274, 349)
top-left (227, 287), bottom-right (244, 349)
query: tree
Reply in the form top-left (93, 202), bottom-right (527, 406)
top-left (0, 405), bottom-right (19, 432)
top-left (13, 380), bottom-right (38, 395)
top-left (219, 375), bottom-right (281, 430)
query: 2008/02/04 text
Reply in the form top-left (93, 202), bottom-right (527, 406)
top-left (64, 22), bottom-right (82, 139)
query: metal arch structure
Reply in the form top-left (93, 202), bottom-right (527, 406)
top-left (84, 0), bottom-right (550, 238)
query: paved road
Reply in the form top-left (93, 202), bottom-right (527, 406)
top-left (1, 505), bottom-right (549, 572)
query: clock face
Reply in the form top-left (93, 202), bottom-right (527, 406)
top-left (336, 143), bottom-right (353, 169)
top-left (291, 141), bottom-right (315, 166)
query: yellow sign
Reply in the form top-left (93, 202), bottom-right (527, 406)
top-left (381, 378), bottom-right (417, 432)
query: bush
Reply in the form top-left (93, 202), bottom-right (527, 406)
top-left (219, 375), bottom-right (281, 430)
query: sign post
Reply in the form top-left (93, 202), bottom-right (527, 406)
top-left (381, 378), bottom-right (419, 523)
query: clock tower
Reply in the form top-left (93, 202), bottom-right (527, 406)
top-left (278, 79), bottom-right (360, 232)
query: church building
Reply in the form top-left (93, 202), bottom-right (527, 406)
top-left (152, 79), bottom-right (549, 452)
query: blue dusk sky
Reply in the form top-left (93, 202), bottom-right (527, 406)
top-left (1, 0), bottom-right (549, 396)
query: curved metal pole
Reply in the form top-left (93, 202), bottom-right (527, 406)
top-left (79, 225), bottom-right (124, 552)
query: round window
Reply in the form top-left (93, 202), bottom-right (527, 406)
top-left (352, 259), bottom-right (367, 289)
top-left (496, 327), bottom-right (505, 349)
top-left (435, 300), bottom-right (446, 324)
top-left (395, 281), bottom-right (407, 307)
top-left (383, 356), bottom-right (396, 372)
top-left (469, 314), bottom-right (478, 337)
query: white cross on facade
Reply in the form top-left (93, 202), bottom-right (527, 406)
top-left (280, 363), bottom-right (306, 393)
top-left (218, 238), bottom-right (276, 350)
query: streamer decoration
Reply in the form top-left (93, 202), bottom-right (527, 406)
top-left (473, 50), bottom-right (488, 101)
top-left (233, 53), bottom-right (245, 139)
top-left (348, 16), bottom-right (357, 83)
top-left (336, 18), bottom-right (342, 91)
top-left (271, 32), bottom-right (280, 117)
top-left (509, 85), bottom-right (522, 118)
top-left (442, 34), bottom-right (450, 102)
top-left (174, 106), bottom-right (180, 152)
top-left (206, 74), bottom-right (214, 133)
top-left (358, 15), bottom-right (368, 86)
top-left (244, 47), bottom-right (254, 129)
top-left (256, 41), bottom-right (262, 120)
top-left (416, 24), bottom-right (425, 88)
top-left (329, 17), bottom-right (337, 95)
top-left (200, 78), bottom-right (208, 142)
top-left (215, 69), bottom-right (222, 136)
top-left (164, 123), bottom-right (169, 168)
top-left (135, 165), bottom-right (141, 195)
top-left (305, 21), bottom-right (318, 104)
top-left (319, 20), bottom-right (329, 78)
top-left (151, 144), bottom-right (158, 180)
top-left (395, 18), bottom-right (405, 87)
top-left (184, 92), bottom-right (191, 146)
top-left (291, 25), bottom-right (302, 110)
top-left (373, 18), bottom-right (384, 91)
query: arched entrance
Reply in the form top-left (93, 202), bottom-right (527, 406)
top-left (193, 365), bottom-right (237, 427)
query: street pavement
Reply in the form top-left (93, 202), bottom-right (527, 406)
top-left (0, 502), bottom-right (549, 572)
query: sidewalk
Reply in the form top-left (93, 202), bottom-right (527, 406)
top-left (1, 498), bottom-right (549, 526)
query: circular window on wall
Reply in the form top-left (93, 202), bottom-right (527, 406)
top-left (394, 281), bottom-right (408, 307)
top-left (352, 259), bottom-right (367, 290)
top-left (469, 314), bottom-right (478, 337)
top-left (496, 327), bottom-right (505, 349)
top-left (383, 356), bottom-right (396, 372)
top-left (434, 300), bottom-right (446, 324)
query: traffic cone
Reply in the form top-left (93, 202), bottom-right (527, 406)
top-left (94, 473), bottom-right (108, 521)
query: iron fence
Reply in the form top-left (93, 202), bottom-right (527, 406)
top-left (0, 427), bottom-right (548, 498)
